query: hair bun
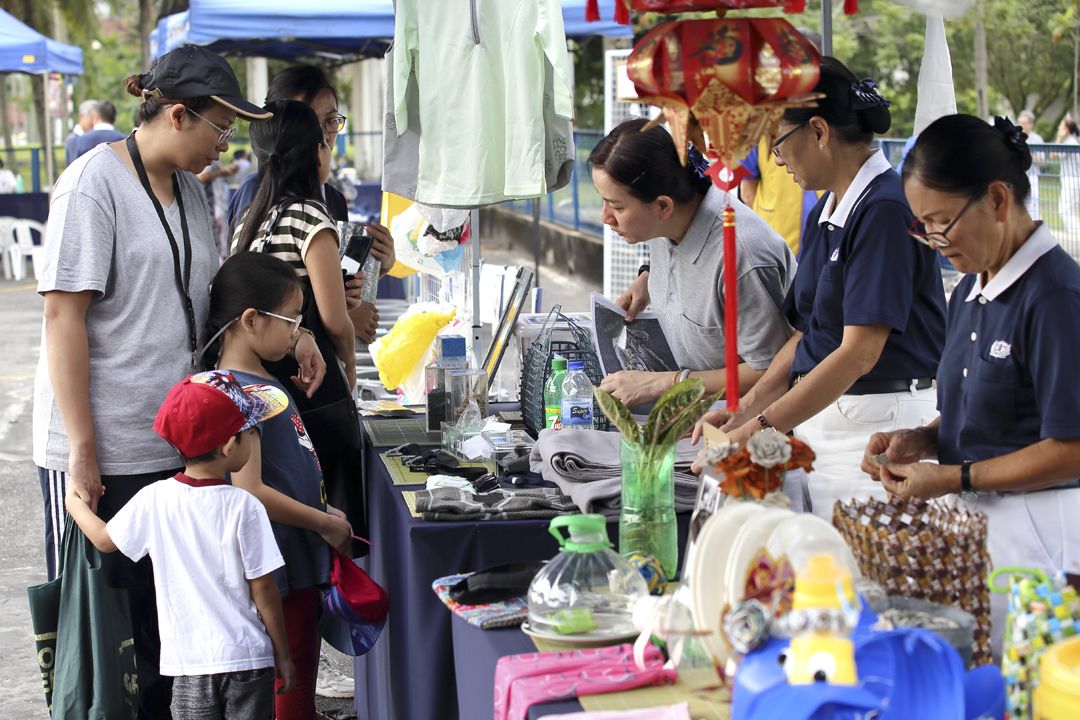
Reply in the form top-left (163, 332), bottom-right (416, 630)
top-left (993, 116), bottom-right (1033, 173)
top-left (850, 77), bottom-right (892, 135)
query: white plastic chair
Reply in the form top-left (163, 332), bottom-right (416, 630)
top-left (0, 217), bottom-right (15, 279)
top-left (7, 218), bottom-right (45, 281)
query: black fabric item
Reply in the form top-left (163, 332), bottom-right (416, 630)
top-left (138, 45), bottom-right (270, 120)
top-left (449, 562), bottom-right (547, 605)
top-left (258, 198), bottom-right (367, 545)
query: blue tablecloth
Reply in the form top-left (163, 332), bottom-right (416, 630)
top-left (354, 415), bottom-right (692, 720)
top-left (451, 616), bottom-right (583, 719)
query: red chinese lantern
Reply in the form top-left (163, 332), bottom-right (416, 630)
top-left (584, 0), bottom-right (863, 24)
top-left (627, 17), bottom-right (820, 167)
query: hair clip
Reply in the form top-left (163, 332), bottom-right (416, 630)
top-left (849, 78), bottom-right (891, 111)
top-left (686, 145), bottom-right (711, 180)
top-left (993, 116), bottom-right (1028, 151)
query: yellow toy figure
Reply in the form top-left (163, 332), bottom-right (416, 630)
top-left (783, 554), bottom-right (858, 686)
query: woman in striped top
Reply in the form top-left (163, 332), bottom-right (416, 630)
top-left (232, 100), bottom-right (356, 385)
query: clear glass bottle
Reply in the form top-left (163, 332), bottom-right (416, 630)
top-left (527, 514), bottom-right (648, 637)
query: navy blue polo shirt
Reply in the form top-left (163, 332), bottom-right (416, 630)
top-left (937, 225), bottom-right (1080, 464)
top-left (784, 153), bottom-right (946, 383)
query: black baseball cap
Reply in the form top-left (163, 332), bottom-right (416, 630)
top-left (139, 45), bottom-right (272, 121)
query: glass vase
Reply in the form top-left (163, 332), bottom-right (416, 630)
top-left (619, 439), bottom-right (678, 579)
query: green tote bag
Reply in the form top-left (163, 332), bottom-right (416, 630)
top-left (28, 515), bottom-right (138, 719)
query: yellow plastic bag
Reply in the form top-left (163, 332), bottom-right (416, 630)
top-left (370, 308), bottom-right (456, 391)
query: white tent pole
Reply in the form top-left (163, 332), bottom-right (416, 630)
top-left (471, 207), bottom-right (482, 367)
top-left (821, 0), bottom-right (833, 56)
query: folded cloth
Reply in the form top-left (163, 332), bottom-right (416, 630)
top-left (494, 643), bottom-right (675, 720)
top-left (431, 573), bottom-right (528, 629)
top-left (544, 703), bottom-right (692, 720)
top-left (414, 486), bottom-right (575, 521)
top-left (529, 429), bottom-right (702, 516)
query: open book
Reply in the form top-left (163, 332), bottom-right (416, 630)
top-left (589, 292), bottom-right (679, 378)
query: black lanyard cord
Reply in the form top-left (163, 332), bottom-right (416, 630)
top-left (125, 132), bottom-right (199, 369)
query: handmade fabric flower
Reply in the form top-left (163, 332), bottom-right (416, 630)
top-left (746, 428), bottom-right (791, 468)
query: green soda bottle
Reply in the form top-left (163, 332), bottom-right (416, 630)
top-left (543, 357), bottom-right (568, 429)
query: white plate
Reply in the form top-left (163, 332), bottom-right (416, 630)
top-left (687, 502), bottom-right (764, 665)
top-left (520, 620), bottom-right (639, 646)
top-left (723, 507), bottom-right (793, 608)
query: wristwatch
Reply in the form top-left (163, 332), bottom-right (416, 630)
top-left (672, 368), bottom-right (692, 386)
top-left (757, 414), bottom-right (771, 430)
top-left (959, 460), bottom-right (977, 500)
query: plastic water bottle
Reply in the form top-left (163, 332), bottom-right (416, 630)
top-left (560, 361), bottom-right (594, 430)
top-left (543, 357), bottom-right (568, 429)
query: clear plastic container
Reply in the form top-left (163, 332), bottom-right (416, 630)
top-left (528, 514), bottom-right (648, 637)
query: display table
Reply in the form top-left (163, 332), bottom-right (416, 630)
top-left (354, 414), bottom-right (691, 720)
top-left (451, 614), bottom-right (732, 719)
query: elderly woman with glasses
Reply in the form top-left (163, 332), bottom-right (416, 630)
top-left (693, 57), bottom-right (946, 518)
top-left (862, 114), bottom-right (1080, 651)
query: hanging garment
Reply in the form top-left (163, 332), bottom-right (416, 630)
top-left (385, 0), bottom-right (575, 207)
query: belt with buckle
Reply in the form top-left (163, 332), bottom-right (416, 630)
top-left (792, 375), bottom-right (934, 395)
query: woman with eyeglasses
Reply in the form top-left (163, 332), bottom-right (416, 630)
top-left (226, 65), bottom-right (395, 346)
top-left (589, 117), bottom-right (797, 409)
top-left (693, 57), bottom-right (946, 519)
top-left (862, 114), bottom-right (1080, 647)
top-left (31, 46), bottom-right (318, 717)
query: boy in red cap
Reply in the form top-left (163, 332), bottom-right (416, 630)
top-left (66, 370), bottom-right (296, 718)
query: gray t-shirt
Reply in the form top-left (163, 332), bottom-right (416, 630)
top-left (648, 186), bottom-right (796, 372)
top-left (33, 144), bottom-right (217, 475)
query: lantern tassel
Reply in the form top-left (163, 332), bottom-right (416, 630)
top-left (723, 203), bottom-right (739, 411)
top-left (615, 0), bottom-right (631, 25)
top-left (843, 0), bottom-right (859, 14)
top-left (586, 0), bottom-right (600, 22)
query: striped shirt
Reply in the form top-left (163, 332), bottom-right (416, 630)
top-left (231, 200), bottom-right (337, 279)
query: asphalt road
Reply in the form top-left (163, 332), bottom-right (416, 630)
top-left (0, 279), bottom-right (48, 718)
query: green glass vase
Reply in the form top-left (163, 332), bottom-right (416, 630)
top-left (618, 439), bottom-right (678, 579)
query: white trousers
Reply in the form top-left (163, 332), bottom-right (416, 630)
top-left (958, 488), bottom-right (1080, 660)
top-left (794, 386), bottom-right (938, 521)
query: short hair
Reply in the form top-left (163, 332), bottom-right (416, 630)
top-left (1018, 110), bottom-right (1036, 124)
top-left (78, 99), bottom-right (98, 117)
top-left (233, 149), bottom-right (248, 160)
top-left (180, 432), bottom-right (243, 464)
top-left (96, 100), bottom-right (118, 124)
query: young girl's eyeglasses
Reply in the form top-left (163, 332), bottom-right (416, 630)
top-left (257, 310), bottom-right (303, 337)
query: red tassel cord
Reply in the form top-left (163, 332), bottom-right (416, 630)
top-left (615, 0), bottom-right (630, 25)
top-left (723, 204), bottom-right (739, 411)
top-left (586, 0), bottom-right (600, 22)
top-left (844, 0), bottom-right (859, 14)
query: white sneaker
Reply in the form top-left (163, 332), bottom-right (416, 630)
top-left (316, 653), bottom-right (355, 698)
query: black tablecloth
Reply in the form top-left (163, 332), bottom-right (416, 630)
top-left (354, 415), bottom-right (691, 720)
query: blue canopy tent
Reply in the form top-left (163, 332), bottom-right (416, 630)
top-left (0, 9), bottom-right (83, 75)
top-left (151, 0), bottom-right (630, 60)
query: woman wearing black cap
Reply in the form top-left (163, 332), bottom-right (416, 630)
top-left (32, 45), bottom-right (323, 717)
top-left (693, 57), bottom-right (947, 518)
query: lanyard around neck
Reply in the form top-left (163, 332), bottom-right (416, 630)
top-left (126, 132), bottom-right (199, 369)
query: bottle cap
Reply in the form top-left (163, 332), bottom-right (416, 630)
top-left (551, 357), bottom-right (567, 371)
top-left (568, 360), bottom-right (585, 372)
top-left (439, 335), bottom-right (466, 358)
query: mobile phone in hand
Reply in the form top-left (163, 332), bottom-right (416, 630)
top-left (339, 223), bottom-right (374, 281)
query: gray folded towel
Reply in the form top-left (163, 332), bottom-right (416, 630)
top-left (414, 486), bottom-right (575, 521)
top-left (529, 429), bottom-right (702, 517)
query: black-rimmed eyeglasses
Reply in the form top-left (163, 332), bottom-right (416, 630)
top-left (909, 191), bottom-right (984, 249)
top-left (771, 123), bottom-right (807, 158)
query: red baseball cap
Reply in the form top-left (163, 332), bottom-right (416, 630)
top-left (155, 371), bottom-right (288, 458)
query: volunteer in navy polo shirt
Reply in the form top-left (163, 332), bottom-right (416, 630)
top-left (862, 114), bottom-right (1080, 654)
top-left (695, 57), bottom-right (946, 519)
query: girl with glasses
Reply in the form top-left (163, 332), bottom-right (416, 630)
top-left (693, 57), bottom-right (947, 519)
top-left (863, 114), bottom-right (1080, 656)
top-left (203, 252), bottom-right (354, 716)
